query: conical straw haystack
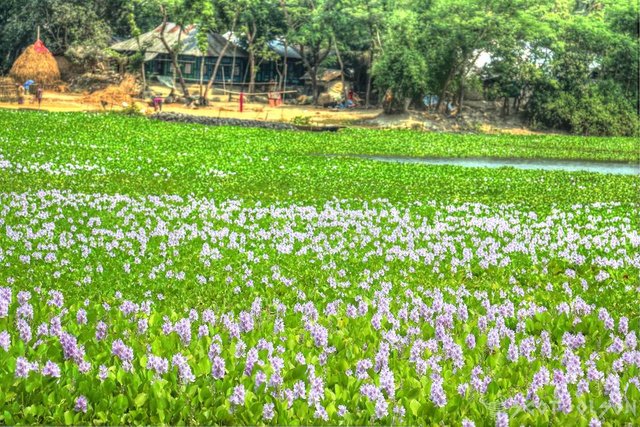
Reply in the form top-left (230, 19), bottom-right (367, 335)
top-left (10, 39), bottom-right (61, 85)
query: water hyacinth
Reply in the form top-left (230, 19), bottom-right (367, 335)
top-left (41, 360), bottom-right (61, 378)
top-left (0, 111), bottom-right (638, 424)
top-left (74, 395), bottom-right (88, 413)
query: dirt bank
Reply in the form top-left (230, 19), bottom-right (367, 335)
top-left (0, 89), bottom-right (541, 135)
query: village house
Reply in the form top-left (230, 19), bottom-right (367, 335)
top-left (111, 23), bottom-right (305, 89)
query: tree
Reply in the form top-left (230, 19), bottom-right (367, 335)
top-left (236, 0), bottom-right (284, 96)
top-left (283, 0), bottom-right (333, 105)
top-left (372, 10), bottom-right (427, 113)
top-left (416, 0), bottom-right (529, 113)
top-left (126, 1), bottom-right (148, 93)
top-left (0, 0), bottom-right (112, 72)
top-left (158, 2), bottom-right (190, 97)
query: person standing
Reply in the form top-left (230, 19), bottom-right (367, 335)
top-left (152, 95), bottom-right (163, 112)
top-left (36, 87), bottom-right (43, 109)
top-left (17, 84), bottom-right (25, 105)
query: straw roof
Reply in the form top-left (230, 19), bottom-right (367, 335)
top-left (10, 40), bottom-right (61, 85)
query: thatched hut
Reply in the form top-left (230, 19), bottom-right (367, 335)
top-left (10, 39), bottom-right (61, 86)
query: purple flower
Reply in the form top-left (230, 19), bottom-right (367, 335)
top-left (197, 324), bottom-right (209, 338)
top-left (553, 371), bottom-right (572, 414)
top-left (471, 366), bottom-right (491, 394)
top-left (76, 309), bottom-right (88, 325)
top-left (95, 321), bottom-right (107, 341)
top-left (262, 402), bottom-right (275, 421)
top-left (293, 380), bottom-right (306, 399)
top-left (59, 332), bottom-right (85, 363)
top-left (466, 333), bottom-right (476, 349)
top-left (202, 309), bottom-right (216, 325)
top-left (42, 360), bottom-right (61, 378)
top-left (172, 353), bottom-right (195, 384)
top-left (379, 367), bottom-right (395, 397)
top-left (147, 354), bottom-right (169, 378)
top-left (507, 341), bottom-right (519, 362)
top-left (337, 405), bottom-right (348, 417)
top-left (462, 419), bottom-right (475, 427)
top-left (174, 318), bottom-right (192, 345)
top-left (230, 384), bottom-right (245, 407)
top-left (589, 419), bottom-right (602, 427)
top-left (604, 373), bottom-right (622, 409)
top-left (74, 395), bottom-right (87, 413)
top-left (430, 373), bottom-right (447, 407)
top-left (374, 397), bottom-right (388, 420)
top-left (310, 323), bottom-right (328, 348)
top-left (495, 412), bottom-right (508, 427)
top-left (313, 403), bottom-right (329, 421)
top-left (212, 356), bottom-right (225, 380)
top-left (98, 365), bottom-right (109, 381)
top-left (0, 330), bottom-right (11, 351)
top-left (244, 348), bottom-right (259, 376)
top-left (540, 331), bottom-right (552, 359)
top-left (47, 290), bottom-right (64, 308)
top-left (112, 339), bottom-right (134, 372)
top-left (239, 311), bottom-right (254, 333)
top-left (17, 319), bottom-right (31, 343)
top-left (17, 291), bottom-right (31, 305)
top-left (15, 357), bottom-right (37, 378)
top-left (255, 370), bottom-right (267, 388)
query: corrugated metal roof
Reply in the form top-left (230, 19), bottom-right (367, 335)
top-left (268, 40), bottom-right (302, 60)
top-left (111, 23), bottom-right (248, 59)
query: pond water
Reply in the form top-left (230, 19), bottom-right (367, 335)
top-left (347, 154), bottom-right (640, 175)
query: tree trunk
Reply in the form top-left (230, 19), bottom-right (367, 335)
top-left (457, 65), bottom-right (465, 114)
top-left (229, 45), bottom-right (237, 101)
top-left (247, 20), bottom-right (258, 97)
top-left (282, 40), bottom-right (288, 103)
top-left (204, 16), bottom-right (237, 103)
top-left (248, 50), bottom-right (256, 96)
top-left (134, 32), bottom-right (147, 95)
top-left (199, 57), bottom-right (205, 99)
top-left (365, 49), bottom-right (374, 108)
top-left (140, 63), bottom-right (146, 94)
top-left (311, 67), bottom-right (318, 106)
top-left (159, 7), bottom-right (189, 97)
top-left (203, 37), bottom-right (232, 102)
top-left (332, 34), bottom-right (349, 102)
top-left (436, 64), bottom-right (457, 112)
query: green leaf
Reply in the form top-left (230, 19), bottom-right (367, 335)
top-left (410, 399), bottom-right (421, 417)
top-left (64, 411), bottom-right (74, 426)
top-left (134, 393), bottom-right (148, 408)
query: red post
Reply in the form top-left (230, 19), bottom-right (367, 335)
top-left (239, 91), bottom-right (244, 113)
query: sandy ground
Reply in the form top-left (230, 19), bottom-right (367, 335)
top-left (0, 90), bottom-right (379, 125)
top-left (0, 89), bottom-right (539, 134)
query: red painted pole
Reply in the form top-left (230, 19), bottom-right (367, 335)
top-left (239, 91), bottom-right (244, 113)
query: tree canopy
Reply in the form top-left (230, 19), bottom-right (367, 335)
top-left (0, 0), bottom-right (637, 134)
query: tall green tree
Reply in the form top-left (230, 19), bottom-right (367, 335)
top-left (372, 9), bottom-right (427, 113)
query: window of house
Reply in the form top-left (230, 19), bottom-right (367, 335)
top-left (184, 63), bottom-right (192, 74)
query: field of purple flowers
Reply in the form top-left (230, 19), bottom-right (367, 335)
top-left (0, 111), bottom-right (638, 425)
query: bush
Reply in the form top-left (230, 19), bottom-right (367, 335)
top-left (528, 80), bottom-right (639, 136)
